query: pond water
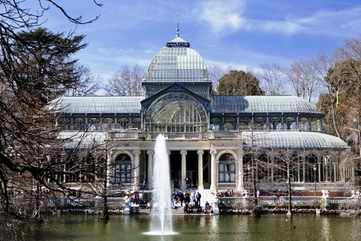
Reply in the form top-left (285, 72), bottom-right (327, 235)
top-left (28, 215), bottom-right (361, 241)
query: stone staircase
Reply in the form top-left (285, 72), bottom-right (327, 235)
top-left (199, 189), bottom-right (217, 207)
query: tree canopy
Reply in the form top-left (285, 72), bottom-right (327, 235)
top-left (317, 59), bottom-right (361, 140)
top-left (11, 28), bottom-right (87, 103)
top-left (216, 70), bottom-right (264, 96)
top-left (106, 65), bottom-right (144, 96)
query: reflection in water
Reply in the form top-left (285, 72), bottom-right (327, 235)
top-left (210, 216), bottom-right (218, 231)
top-left (21, 215), bottom-right (361, 241)
top-left (208, 216), bottom-right (219, 241)
top-left (321, 217), bottom-right (331, 241)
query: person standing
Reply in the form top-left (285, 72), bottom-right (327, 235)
top-left (185, 177), bottom-right (190, 189)
top-left (179, 192), bottom-right (184, 207)
top-left (196, 191), bottom-right (201, 207)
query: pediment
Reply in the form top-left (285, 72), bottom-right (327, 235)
top-left (141, 83), bottom-right (210, 112)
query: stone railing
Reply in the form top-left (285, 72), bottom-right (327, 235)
top-left (108, 129), bottom-right (140, 139)
top-left (218, 195), bottom-right (361, 211)
top-left (107, 130), bottom-right (243, 140)
top-left (250, 182), bottom-right (356, 192)
top-left (143, 131), bottom-right (242, 140)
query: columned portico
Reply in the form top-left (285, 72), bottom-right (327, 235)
top-left (181, 150), bottom-right (187, 190)
top-left (197, 150), bottom-right (204, 190)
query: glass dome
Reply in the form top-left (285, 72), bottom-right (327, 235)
top-left (145, 36), bottom-right (210, 82)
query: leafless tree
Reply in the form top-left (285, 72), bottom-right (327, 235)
top-left (0, 0), bottom-right (102, 220)
top-left (65, 66), bottom-right (100, 96)
top-left (106, 65), bottom-right (145, 96)
top-left (270, 150), bottom-right (301, 216)
top-left (208, 65), bottom-right (226, 92)
top-left (259, 64), bottom-right (287, 95)
top-left (287, 55), bottom-right (330, 102)
top-left (336, 38), bottom-right (361, 61)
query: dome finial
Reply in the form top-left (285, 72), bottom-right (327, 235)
top-left (176, 23), bottom-right (180, 37)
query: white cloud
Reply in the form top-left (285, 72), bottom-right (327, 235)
top-left (247, 20), bottom-right (304, 35)
top-left (198, 0), bottom-right (247, 32)
top-left (197, 1), bottom-right (361, 36)
top-left (197, 0), bottom-right (302, 34)
top-left (207, 59), bottom-right (264, 75)
top-left (294, 6), bottom-right (361, 37)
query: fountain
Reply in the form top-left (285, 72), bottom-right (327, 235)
top-left (144, 134), bottom-right (177, 236)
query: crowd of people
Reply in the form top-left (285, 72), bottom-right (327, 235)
top-left (123, 190), bottom-right (215, 214)
top-left (172, 191), bottom-right (212, 214)
top-left (216, 189), bottom-right (234, 198)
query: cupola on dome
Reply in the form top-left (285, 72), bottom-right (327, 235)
top-left (145, 35), bottom-right (209, 83)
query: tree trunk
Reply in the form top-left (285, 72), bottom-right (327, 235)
top-left (287, 163), bottom-right (293, 216)
top-left (252, 155), bottom-right (258, 207)
top-left (102, 153), bottom-right (109, 222)
top-left (103, 194), bottom-right (109, 221)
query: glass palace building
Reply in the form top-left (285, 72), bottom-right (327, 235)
top-left (57, 35), bottom-right (355, 195)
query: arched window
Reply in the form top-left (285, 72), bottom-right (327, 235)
top-left (299, 117), bottom-right (310, 131)
top-left (224, 122), bottom-right (235, 131)
top-left (218, 153), bottom-right (236, 183)
top-left (305, 154), bottom-right (319, 182)
top-left (256, 153), bottom-right (269, 182)
top-left (242, 153), bottom-right (253, 183)
top-left (224, 117), bottom-right (236, 131)
top-left (254, 117), bottom-right (267, 130)
top-left (113, 154), bottom-right (132, 184)
top-left (310, 118), bottom-right (321, 132)
top-left (102, 117), bottom-right (114, 130)
top-left (270, 116), bottom-right (282, 130)
top-left (211, 117), bottom-right (221, 130)
top-left (239, 117), bottom-right (251, 130)
top-left (117, 117), bottom-right (129, 129)
top-left (285, 116), bottom-right (297, 130)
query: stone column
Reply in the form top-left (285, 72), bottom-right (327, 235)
top-left (237, 149), bottom-right (244, 191)
top-left (302, 154), bottom-right (306, 182)
top-left (133, 150), bottom-right (141, 191)
top-left (197, 150), bottom-right (204, 190)
top-left (271, 154), bottom-right (274, 182)
top-left (297, 158), bottom-right (301, 182)
top-left (325, 160), bottom-right (328, 182)
top-left (106, 150), bottom-right (112, 188)
top-left (147, 150), bottom-right (154, 189)
top-left (210, 149), bottom-right (217, 192)
top-left (181, 150), bottom-right (187, 190)
top-left (318, 161), bottom-right (321, 182)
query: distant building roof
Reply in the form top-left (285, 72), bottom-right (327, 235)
top-left (58, 131), bottom-right (107, 149)
top-left (212, 96), bottom-right (320, 114)
top-left (55, 95), bottom-right (322, 115)
top-left (242, 131), bottom-right (349, 150)
top-left (55, 96), bottom-right (144, 114)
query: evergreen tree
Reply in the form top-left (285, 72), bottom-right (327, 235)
top-left (217, 70), bottom-right (265, 96)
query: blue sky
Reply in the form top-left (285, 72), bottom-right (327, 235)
top-left (43, 0), bottom-right (361, 82)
